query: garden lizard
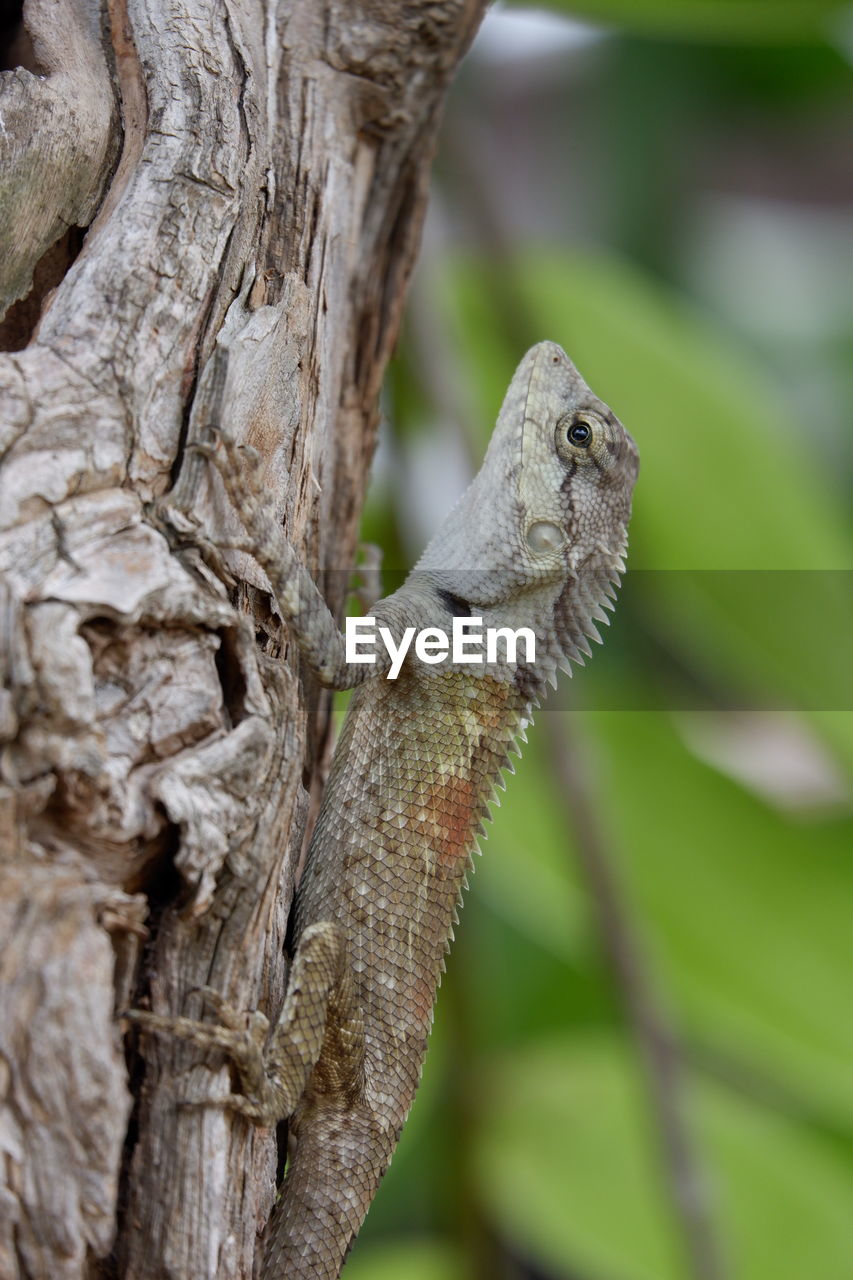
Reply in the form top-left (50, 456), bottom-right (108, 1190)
top-left (129, 341), bottom-right (639, 1277)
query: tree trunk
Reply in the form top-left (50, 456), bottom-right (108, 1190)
top-left (0, 2), bottom-right (485, 1276)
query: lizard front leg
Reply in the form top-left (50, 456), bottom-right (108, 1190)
top-left (198, 431), bottom-right (378, 690)
top-left (126, 922), bottom-right (360, 1125)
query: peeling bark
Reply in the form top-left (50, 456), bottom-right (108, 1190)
top-left (0, 0), bottom-right (118, 323)
top-left (0, 2), bottom-right (486, 1276)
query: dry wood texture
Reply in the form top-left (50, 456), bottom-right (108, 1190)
top-left (0, 1), bottom-right (486, 1275)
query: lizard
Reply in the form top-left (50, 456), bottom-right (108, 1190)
top-left (128, 340), bottom-right (639, 1278)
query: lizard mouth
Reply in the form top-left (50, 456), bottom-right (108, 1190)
top-left (435, 588), bottom-right (473, 618)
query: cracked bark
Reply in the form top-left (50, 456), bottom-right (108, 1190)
top-left (0, 2), bottom-right (486, 1277)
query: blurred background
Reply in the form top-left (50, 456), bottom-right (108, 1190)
top-left (345, 4), bottom-right (853, 1277)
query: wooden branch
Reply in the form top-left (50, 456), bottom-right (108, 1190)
top-left (0, 0), bottom-right (118, 320)
top-left (0, 1), bottom-right (486, 1275)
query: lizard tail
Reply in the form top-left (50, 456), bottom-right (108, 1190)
top-left (262, 1105), bottom-right (396, 1279)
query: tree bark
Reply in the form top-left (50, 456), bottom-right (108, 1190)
top-left (0, 2), bottom-right (485, 1276)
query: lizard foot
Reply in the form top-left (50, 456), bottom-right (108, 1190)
top-left (124, 992), bottom-right (291, 1125)
top-left (351, 542), bottom-right (384, 611)
top-left (197, 432), bottom-right (275, 533)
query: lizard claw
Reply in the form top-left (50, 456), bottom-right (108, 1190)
top-left (185, 987), bottom-right (270, 1039)
top-left (123, 999), bottom-right (271, 1081)
top-left (175, 1090), bottom-right (281, 1124)
top-left (185, 984), bottom-right (236, 1018)
top-left (191, 433), bottom-right (269, 516)
top-left (185, 439), bottom-right (220, 462)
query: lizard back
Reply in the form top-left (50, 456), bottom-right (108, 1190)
top-left (295, 662), bottom-right (529, 1119)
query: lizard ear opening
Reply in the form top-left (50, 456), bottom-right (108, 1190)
top-left (526, 520), bottom-right (564, 554)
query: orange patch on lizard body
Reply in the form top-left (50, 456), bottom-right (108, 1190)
top-left (421, 770), bottom-right (480, 868)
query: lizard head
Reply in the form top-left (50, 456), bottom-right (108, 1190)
top-left (515, 340), bottom-right (638, 580)
top-left (417, 341), bottom-right (638, 621)
top-left (510, 340), bottom-right (639, 672)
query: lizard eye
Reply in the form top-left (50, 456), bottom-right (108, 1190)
top-left (555, 411), bottom-right (604, 465)
top-left (567, 418), bottom-right (592, 447)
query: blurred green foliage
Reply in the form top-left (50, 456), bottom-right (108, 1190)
top-left (525, 0), bottom-right (849, 44)
top-left (346, 5), bottom-right (853, 1278)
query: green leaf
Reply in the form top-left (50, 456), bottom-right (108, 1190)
top-left (476, 1035), bottom-right (853, 1280)
top-left (588, 708), bottom-right (853, 1128)
top-left (344, 1239), bottom-right (467, 1280)
top-left (512, 0), bottom-right (847, 44)
top-left (476, 1035), bottom-right (683, 1280)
